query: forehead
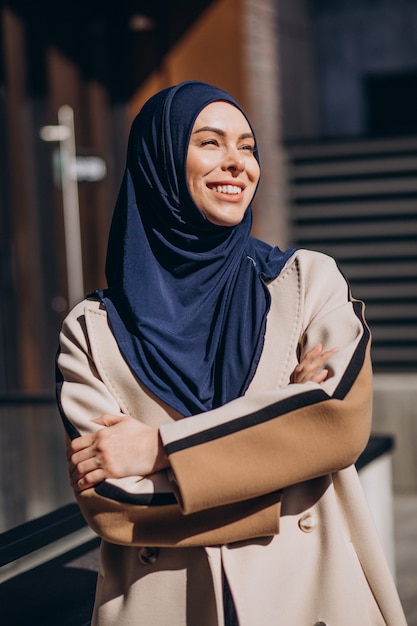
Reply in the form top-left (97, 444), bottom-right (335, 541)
top-left (192, 101), bottom-right (252, 133)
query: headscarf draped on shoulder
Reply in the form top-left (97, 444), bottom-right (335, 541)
top-left (97, 80), bottom-right (294, 416)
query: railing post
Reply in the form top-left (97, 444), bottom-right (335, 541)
top-left (40, 106), bottom-right (84, 308)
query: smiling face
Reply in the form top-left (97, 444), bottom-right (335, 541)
top-left (186, 101), bottom-right (260, 227)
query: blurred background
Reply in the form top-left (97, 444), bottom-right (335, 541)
top-left (0, 0), bottom-right (416, 618)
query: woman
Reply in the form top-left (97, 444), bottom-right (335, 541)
top-left (56, 81), bottom-right (406, 625)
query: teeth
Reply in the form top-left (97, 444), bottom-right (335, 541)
top-left (212, 185), bottom-right (242, 194)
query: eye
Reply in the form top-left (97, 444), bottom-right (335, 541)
top-left (239, 144), bottom-right (255, 153)
top-left (200, 138), bottom-right (219, 147)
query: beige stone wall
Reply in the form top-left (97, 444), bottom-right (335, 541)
top-left (242, 0), bottom-right (290, 247)
top-left (373, 374), bottom-right (417, 493)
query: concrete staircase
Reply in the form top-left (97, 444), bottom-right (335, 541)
top-left (285, 135), bottom-right (417, 373)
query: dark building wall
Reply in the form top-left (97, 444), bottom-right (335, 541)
top-left (313, 0), bottom-right (417, 138)
top-left (0, 5), bottom-right (129, 392)
top-left (0, 0), bottom-right (289, 394)
top-left (278, 0), bottom-right (417, 140)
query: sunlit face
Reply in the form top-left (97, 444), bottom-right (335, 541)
top-left (186, 101), bottom-right (260, 227)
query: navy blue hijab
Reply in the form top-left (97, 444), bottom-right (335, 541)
top-left (98, 81), bottom-right (294, 416)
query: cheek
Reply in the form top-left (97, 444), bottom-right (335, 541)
top-left (187, 148), bottom-right (220, 177)
top-left (251, 160), bottom-right (261, 183)
top-left (185, 167), bottom-right (207, 207)
top-left (198, 155), bottom-right (219, 175)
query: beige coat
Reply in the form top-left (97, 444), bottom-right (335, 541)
top-left (57, 249), bottom-right (407, 626)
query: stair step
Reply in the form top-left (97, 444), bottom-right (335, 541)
top-left (290, 156), bottom-right (417, 180)
top-left (296, 241), bottom-right (416, 259)
top-left (290, 177), bottom-right (417, 200)
top-left (371, 325), bottom-right (417, 341)
top-left (347, 282), bottom-right (417, 300)
top-left (292, 198), bottom-right (417, 220)
top-left (339, 263), bottom-right (417, 280)
top-left (286, 135), bottom-right (417, 161)
top-left (363, 302), bottom-right (417, 320)
top-left (285, 135), bottom-right (417, 372)
top-left (293, 220), bottom-right (417, 239)
top-left (371, 345), bottom-right (417, 365)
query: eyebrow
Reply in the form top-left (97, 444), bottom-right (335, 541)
top-left (192, 126), bottom-right (254, 140)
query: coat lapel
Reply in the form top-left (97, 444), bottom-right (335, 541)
top-left (84, 302), bottom-right (181, 426)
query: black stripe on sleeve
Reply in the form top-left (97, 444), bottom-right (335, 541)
top-left (165, 388), bottom-right (328, 455)
top-left (165, 296), bottom-right (370, 456)
top-left (94, 481), bottom-right (177, 506)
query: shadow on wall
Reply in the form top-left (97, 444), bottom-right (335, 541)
top-left (372, 373), bottom-right (417, 494)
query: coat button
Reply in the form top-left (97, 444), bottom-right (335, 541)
top-left (298, 512), bottom-right (317, 533)
top-left (138, 547), bottom-right (159, 565)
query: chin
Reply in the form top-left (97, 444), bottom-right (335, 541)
top-left (204, 208), bottom-right (247, 227)
top-left (208, 217), bottom-right (244, 227)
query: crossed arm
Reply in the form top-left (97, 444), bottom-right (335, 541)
top-left (68, 343), bottom-right (338, 492)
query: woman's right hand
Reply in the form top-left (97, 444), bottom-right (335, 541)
top-left (67, 414), bottom-right (169, 492)
top-left (290, 343), bottom-right (339, 384)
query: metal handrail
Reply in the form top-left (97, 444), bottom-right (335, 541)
top-left (0, 503), bottom-right (87, 567)
top-left (0, 435), bottom-right (394, 569)
top-left (0, 393), bottom-right (55, 406)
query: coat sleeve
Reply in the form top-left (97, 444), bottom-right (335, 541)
top-left (56, 252), bottom-right (372, 546)
top-left (159, 252), bottom-right (373, 514)
top-left (56, 301), bottom-right (283, 547)
top-left (56, 301), bottom-right (126, 439)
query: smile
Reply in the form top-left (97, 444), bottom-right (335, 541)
top-left (208, 184), bottom-right (243, 194)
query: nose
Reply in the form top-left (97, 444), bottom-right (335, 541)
top-left (221, 148), bottom-right (245, 175)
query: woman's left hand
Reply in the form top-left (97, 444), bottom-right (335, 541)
top-left (290, 343), bottom-right (339, 384)
top-left (67, 414), bottom-right (169, 492)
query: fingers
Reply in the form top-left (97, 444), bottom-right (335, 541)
top-left (66, 414), bottom-right (119, 464)
top-left (312, 367), bottom-right (329, 384)
top-left (66, 414), bottom-right (143, 491)
top-left (291, 343), bottom-right (339, 384)
top-left (92, 413), bottom-right (126, 427)
top-left (66, 414), bottom-right (167, 492)
top-left (67, 433), bottom-right (95, 458)
top-left (69, 450), bottom-right (109, 492)
top-left (67, 428), bottom-right (108, 492)
top-left (71, 467), bottom-right (106, 492)
top-left (67, 444), bottom-right (98, 491)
